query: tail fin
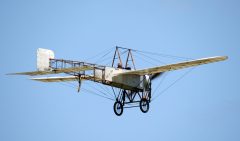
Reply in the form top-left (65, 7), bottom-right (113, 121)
top-left (37, 48), bottom-right (54, 71)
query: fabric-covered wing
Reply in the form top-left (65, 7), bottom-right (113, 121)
top-left (119, 56), bottom-right (228, 76)
top-left (7, 66), bottom-right (93, 76)
top-left (31, 76), bottom-right (79, 82)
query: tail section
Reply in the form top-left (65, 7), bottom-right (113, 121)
top-left (37, 48), bottom-right (54, 71)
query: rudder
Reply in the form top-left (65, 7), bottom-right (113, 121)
top-left (37, 48), bottom-right (54, 71)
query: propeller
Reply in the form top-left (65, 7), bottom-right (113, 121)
top-left (150, 73), bottom-right (164, 81)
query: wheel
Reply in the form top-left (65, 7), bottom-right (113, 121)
top-left (113, 101), bottom-right (123, 116)
top-left (140, 98), bottom-right (149, 113)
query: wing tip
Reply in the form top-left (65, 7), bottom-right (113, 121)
top-left (6, 73), bottom-right (22, 75)
top-left (217, 56), bottom-right (228, 62)
top-left (223, 56), bottom-right (228, 60)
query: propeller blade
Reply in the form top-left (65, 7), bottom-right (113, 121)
top-left (150, 73), bottom-right (164, 81)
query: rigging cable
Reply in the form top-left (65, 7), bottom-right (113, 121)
top-left (82, 81), bottom-right (114, 100)
top-left (93, 48), bottom-right (115, 64)
top-left (134, 53), bottom-right (159, 66)
top-left (135, 51), bottom-right (167, 65)
top-left (59, 46), bottom-right (196, 102)
top-left (85, 47), bottom-right (114, 62)
top-left (133, 49), bottom-right (193, 60)
top-left (92, 83), bottom-right (115, 98)
top-left (81, 88), bottom-right (114, 101)
top-left (151, 72), bottom-right (169, 98)
top-left (130, 48), bottom-right (195, 102)
top-left (58, 81), bottom-right (114, 101)
top-left (151, 67), bottom-right (195, 102)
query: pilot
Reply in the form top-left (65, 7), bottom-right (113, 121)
top-left (117, 63), bottom-right (123, 69)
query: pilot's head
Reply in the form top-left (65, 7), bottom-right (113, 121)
top-left (117, 63), bottom-right (122, 68)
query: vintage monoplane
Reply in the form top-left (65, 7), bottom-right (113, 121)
top-left (9, 47), bottom-right (227, 116)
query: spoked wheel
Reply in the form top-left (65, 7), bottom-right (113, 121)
top-left (140, 98), bottom-right (149, 113)
top-left (113, 101), bottom-right (123, 116)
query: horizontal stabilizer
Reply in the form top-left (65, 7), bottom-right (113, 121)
top-left (31, 76), bottom-right (79, 82)
top-left (7, 66), bottom-right (93, 76)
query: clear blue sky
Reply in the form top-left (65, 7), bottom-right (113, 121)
top-left (1, 0), bottom-right (239, 141)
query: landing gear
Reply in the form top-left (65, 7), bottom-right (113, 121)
top-left (113, 101), bottom-right (123, 116)
top-left (112, 89), bottom-right (151, 116)
top-left (140, 98), bottom-right (149, 113)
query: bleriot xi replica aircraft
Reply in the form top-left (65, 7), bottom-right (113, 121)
top-left (9, 47), bottom-right (228, 116)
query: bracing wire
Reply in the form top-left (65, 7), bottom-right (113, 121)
top-left (134, 53), bottom-right (160, 66)
top-left (111, 87), bottom-right (117, 99)
top-left (152, 72), bottom-right (169, 98)
top-left (81, 88), bottom-right (115, 101)
top-left (135, 51), bottom-right (167, 65)
top-left (97, 83), bottom-right (113, 98)
top-left (128, 47), bottom-right (196, 102)
top-left (58, 46), bottom-right (196, 103)
top-left (104, 59), bottom-right (114, 66)
top-left (99, 48), bottom-right (130, 66)
top-left (87, 84), bottom-right (112, 99)
top-left (84, 47), bottom-right (114, 62)
top-left (93, 48), bottom-right (115, 64)
top-left (151, 67), bottom-right (195, 102)
top-left (85, 81), bottom-right (114, 99)
top-left (132, 49), bottom-right (193, 60)
top-left (58, 81), bottom-right (114, 101)
top-left (95, 55), bottom-right (114, 66)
